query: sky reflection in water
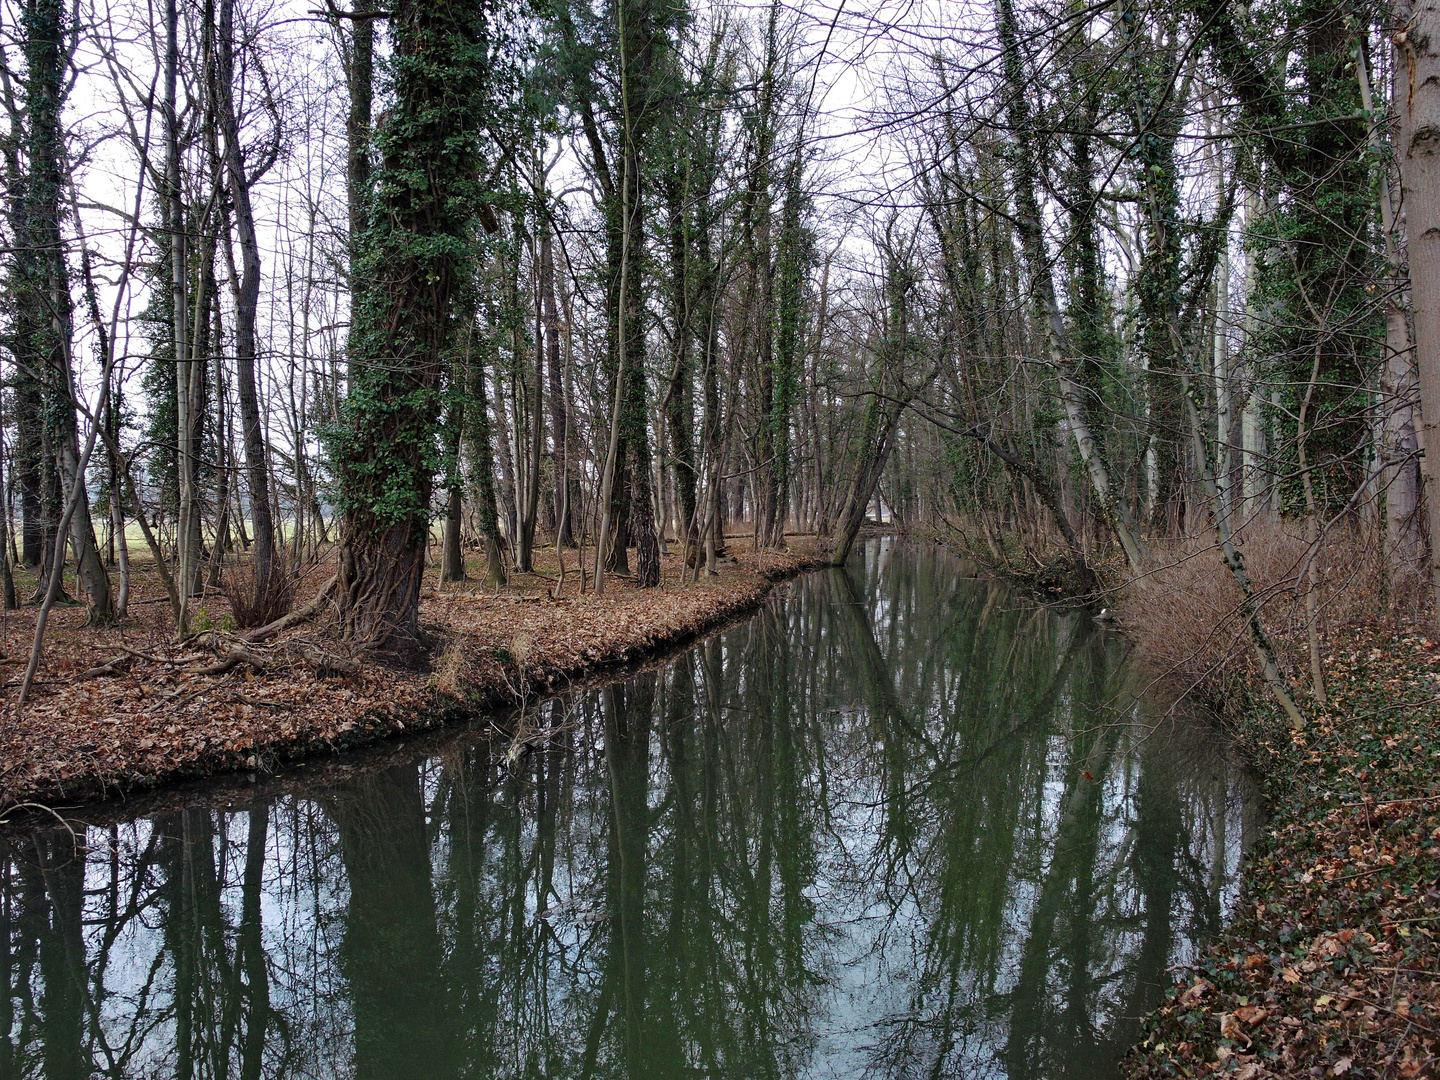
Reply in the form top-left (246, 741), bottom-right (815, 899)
top-left (0, 539), bottom-right (1258, 1079)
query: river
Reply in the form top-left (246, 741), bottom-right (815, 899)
top-left (0, 539), bottom-right (1258, 1079)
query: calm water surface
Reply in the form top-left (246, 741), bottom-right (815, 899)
top-left (0, 540), bottom-right (1258, 1079)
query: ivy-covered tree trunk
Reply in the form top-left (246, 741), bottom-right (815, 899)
top-left (828, 242), bottom-right (915, 567)
top-left (3, 115), bottom-right (48, 573)
top-left (20, 0), bottom-right (112, 624)
top-left (769, 145), bottom-right (807, 548)
top-left (334, 0), bottom-right (486, 652)
top-left (994, 0), bottom-right (1148, 577)
top-left (555, 0), bottom-right (672, 590)
top-left (1201, 0), bottom-right (1375, 517)
top-left (346, 4), bottom-right (373, 264)
top-left (12, 390), bottom-right (43, 569)
top-left (662, 163), bottom-right (698, 549)
top-left (2, 18), bottom-right (50, 581)
top-left (696, 122), bottom-right (727, 566)
top-left (1124, 4), bottom-right (1187, 531)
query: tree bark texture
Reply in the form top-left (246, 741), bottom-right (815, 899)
top-left (217, 0), bottom-right (277, 594)
top-left (334, 0), bottom-right (488, 651)
top-left (1398, 0), bottom-right (1440, 624)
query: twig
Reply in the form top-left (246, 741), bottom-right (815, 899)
top-left (116, 645), bottom-right (163, 662)
top-left (79, 654), bottom-right (134, 679)
top-left (78, 644), bottom-right (165, 680)
top-left (0, 801), bottom-right (81, 840)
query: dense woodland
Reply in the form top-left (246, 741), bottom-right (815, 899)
top-left (2, 0), bottom-right (1440, 705)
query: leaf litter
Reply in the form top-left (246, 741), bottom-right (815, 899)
top-left (0, 542), bottom-right (821, 811)
top-left (1127, 623), bottom-right (1440, 1079)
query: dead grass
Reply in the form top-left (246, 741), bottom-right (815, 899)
top-left (219, 553), bottom-right (297, 629)
top-left (1117, 517), bottom-right (1409, 713)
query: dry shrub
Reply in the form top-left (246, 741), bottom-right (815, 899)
top-left (1119, 518), bottom-right (1402, 711)
top-left (220, 556), bottom-right (295, 630)
top-left (428, 635), bottom-right (466, 696)
top-left (923, 517), bottom-right (1104, 601)
top-left (509, 632), bottom-right (533, 666)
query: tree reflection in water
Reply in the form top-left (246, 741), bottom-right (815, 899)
top-left (0, 540), bottom-right (1257, 1079)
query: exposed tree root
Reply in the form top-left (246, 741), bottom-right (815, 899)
top-left (242, 573), bottom-right (338, 642)
top-left (194, 647), bottom-right (267, 676)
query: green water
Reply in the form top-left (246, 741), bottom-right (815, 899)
top-left (0, 540), bottom-right (1257, 1079)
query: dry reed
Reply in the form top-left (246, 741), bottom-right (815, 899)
top-left (1118, 517), bottom-right (1409, 711)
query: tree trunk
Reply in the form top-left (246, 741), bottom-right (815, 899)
top-left (664, 171), bottom-right (698, 550)
top-left (441, 406), bottom-right (466, 583)
top-left (346, 3), bottom-right (373, 261)
top-left (517, 223), bottom-right (544, 574)
top-left (464, 347), bottom-right (507, 589)
top-left (164, 0), bottom-right (197, 621)
top-left (217, 0), bottom-right (277, 594)
top-left (996, 0), bottom-right (1147, 578)
top-left (830, 394), bottom-right (907, 567)
top-left (1397, 0), bottom-right (1440, 625)
top-left (542, 225), bottom-right (573, 546)
top-left (334, 0), bottom-right (488, 651)
top-left (4, 95), bottom-right (43, 572)
top-left (1239, 189), bottom-right (1268, 523)
top-left (23, 0), bottom-right (111, 624)
top-left (110, 470), bottom-right (129, 618)
top-left (595, 138), bottom-right (650, 589)
top-left (1359, 35), bottom-right (1424, 584)
top-left (768, 142), bottom-right (806, 549)
top-left (442, 485), bottom-right (466, 583)
top-left (15, 384), bottom-right (42, 568)
top-left (0, 434), bottom-right (15, 611)
top-left (337, 522), bottom-right (428, 647)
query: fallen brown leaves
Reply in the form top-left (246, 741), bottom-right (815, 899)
top-left (0, 540), bottom-right (823, 810)
top-left (1126, 623), bottom-right (1440, 1079)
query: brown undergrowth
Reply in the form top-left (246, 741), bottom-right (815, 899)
top-left (0, 538), bottom-right (823, 810)
top-left (1119, 520), bottom-right (1400, 716)
top-left (1119, 522), bottom-right (1439, 1078)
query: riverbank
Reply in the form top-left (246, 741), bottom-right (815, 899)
top-left (0, 541), bottom-right (823, 811)
top-left (1124, 622), bottom-right (1440, 1079)
top-left (926, 523), bottom-right (1439, 1075)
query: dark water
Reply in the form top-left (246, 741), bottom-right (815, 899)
top-left (0, 540), bottom-right (1258, 1080)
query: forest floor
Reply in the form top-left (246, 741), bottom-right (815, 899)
top-left (0, 537), bottom-right (823, 811)
top-left (1125, 623), bottom-right (1440, 1079)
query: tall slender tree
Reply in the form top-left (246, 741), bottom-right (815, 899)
top-left (216, 0), bottom-right (278, 600)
